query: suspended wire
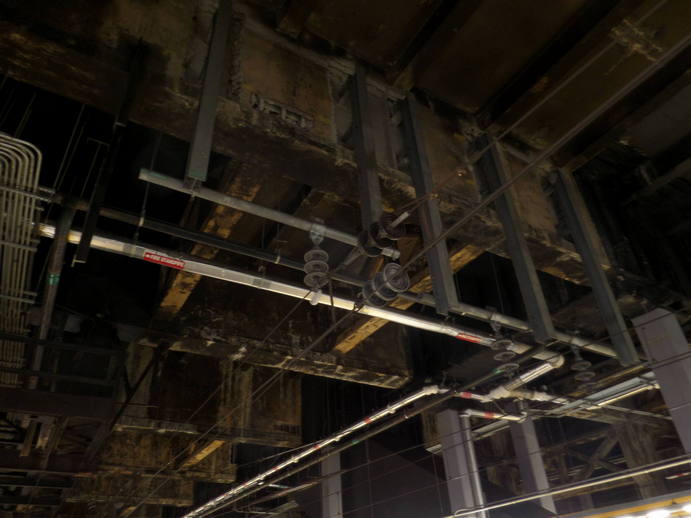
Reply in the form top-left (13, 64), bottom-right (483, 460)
top-left (101, 289), bottom-right (319, 510)
top-left (90, 1), bottom-right (684, 507)
top-left (183, 307), bottom-right (685, 517)
top-left (396, 0), bottom-right (680, 277)
top-left (119, 299), bottom-right (362, 516)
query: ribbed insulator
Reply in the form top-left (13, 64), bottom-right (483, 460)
top-left (303, 247), bottom-right (329, 290)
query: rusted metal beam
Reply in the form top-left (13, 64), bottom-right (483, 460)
top-left (136, 329), bottom-right (411, 389)
top-left (178, 440), bottom-right (226, 470)
top-left (157, 168), bottom-right (263, 320)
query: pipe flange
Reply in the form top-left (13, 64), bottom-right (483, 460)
top-left (574, 370), bottom-right (596, 382)
top-left (493, 350), bottom-right (517, 362)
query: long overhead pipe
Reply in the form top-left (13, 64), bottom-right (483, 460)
top-left (185, 384), bottom-right (449, 518)
top-left (36, 223), bottom-right (616, 360)
top-left (447, 455), bottom-right (691, 518)
top-left (182, 342), bottom-right (562, 518)
top-left (55, 197), bottom-right (617, 358)
top-left (138, 169), bottom-right (400, 259)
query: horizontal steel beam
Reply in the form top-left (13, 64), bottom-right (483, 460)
top-left (0, 367), bottom-right (115, 387)
top-left (0, 476), bottom-right (71, 489)
top-left (139, 169), bottom-right (400, 259)
top-left (0, 331), bottom-right (120, 356)
top-left (0, 388), bottom-right (115, 420)
top-left (0, 451), bottom-right (85, 475)
top-left (0, 495), bottom-right (61, 507)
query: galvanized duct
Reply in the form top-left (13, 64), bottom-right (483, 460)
top-left (0, 133), bottom-right (43, 387)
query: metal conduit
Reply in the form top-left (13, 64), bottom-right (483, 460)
top-left (57, 197), bottom-right (617, 359)
top-left (37, 223), bottom-right (614, 362)
top-left (463, 408), bottom-right (523, 422)
top-left (183, 334), bottom-right (560, 517)
top-left (138, 169), bottom-right (401, 259)
top-left (448, 455), bottom-right (691, 518)
top-left (185, 384), bottom-right (448, 518)
top-left (0, 134), bottom-right (43, 387)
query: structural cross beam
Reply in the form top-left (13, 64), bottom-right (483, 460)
top-left (476, 137), bottom-right (555, 343)
top-left (351, 63), bottom-right (383, 230)
top-left (555, 169), bottom-right (638, 365)
top-left (401, 94), bottom-right (460, 315)
top-left (185, 0), bottom-right (233, 183)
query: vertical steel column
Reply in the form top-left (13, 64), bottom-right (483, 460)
top-left (555, 170), bottom-right (637, 365)
top-left (632, 308), bottom-right (691, 453)
top-left (477, 137), bottom-right (555, 343)
top-left (28, 208), bottom-right (75, 389)
top-left (185, 0), bottom-right (233, 183)
top-left (401, 95), bottom-right (459, 315)
top-left (351, 63), bottom-right (383, 230)
top-left (437, 409), bottom-right (486, 517)
top-left (321, 451), bottom-right (343, 518)
top-left (460, 414), bottom-right (486, 516)
top-left (509, 413), bottom-right (556, 513)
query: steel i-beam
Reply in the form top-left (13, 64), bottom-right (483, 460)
top-left (476, 137), bottom-right (555, 343)
top-left (351, 63), bottom-right (383, 230)
top-left (401, 94), bottom-right (459, 315)
top-left (555, 169), bottom-right (638, 365)
top-left (185, 0), bottom-right (233, 182)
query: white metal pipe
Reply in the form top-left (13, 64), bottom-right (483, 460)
top-left (463, 409), bottom-right (523, 422)
top-left (454, 391), bottom-right (491, 404)
top-left (487, 359), bottom-right (564, 400)
top-left (448, 455), bottom-right (691, 518)
top-left (460, 414), bottom-right (487, 518)
top-left (36, 224), bottom-right (500, 348)
top-left (185, 384), bottom-right (447, 518)
top-left (35, 224), bottom-right (617, 362)
top-left (139, 169), bottom-right (400, 259)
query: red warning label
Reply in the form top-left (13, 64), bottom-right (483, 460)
top-left (455, 332), bottom-right (483, 344)
top-left (143, 251), bottom-right (185, 270)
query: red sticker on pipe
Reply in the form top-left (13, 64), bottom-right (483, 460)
top-left (459, 392), bottom-right (474, 399)
top-left (455, 332), bottom-right (483, 343)
top-left (483, 411), bottom-right (495, 419)
top-left (143, 251), bottom-right (185, 270)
